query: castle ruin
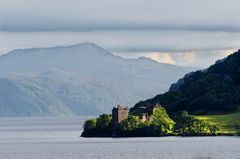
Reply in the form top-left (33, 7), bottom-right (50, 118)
top-left (112, 105), bottom-right (129, 127)
top-left (112, 103), bottom-right (162, 127)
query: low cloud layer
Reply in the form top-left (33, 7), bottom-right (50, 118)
top-left (0, 0), bottom-right (240, 32)
top-left (119, 49), bottom-right (237, 68)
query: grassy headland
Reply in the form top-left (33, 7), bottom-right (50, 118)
top-left (196, 111), bottom-right (240, 133)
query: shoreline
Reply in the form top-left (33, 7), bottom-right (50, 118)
top-left (81, 133), bottom-right (240, 138)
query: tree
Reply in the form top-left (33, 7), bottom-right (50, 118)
top-left (83, 119), bottom-right (97, 130)
top-left (96, 114), bottom-right (112, 129)
top-left (81, 118), bottom-right (98, 137)
top-left (235, 125), bottom-right (240, 136)
top-left (194, 119), bottom-right (207, 135)
top-left (173, 111), bottom-right (193, 134)
top-left (121, 115), bottom-right (140, 131)
top-left (207, 123), bottom-right (219, 135)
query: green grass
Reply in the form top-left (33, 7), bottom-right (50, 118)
top-left (196, 111), bottom-right (240, 133)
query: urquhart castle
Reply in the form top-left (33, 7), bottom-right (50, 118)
top-left (112, 104), bottom-right (161, 127)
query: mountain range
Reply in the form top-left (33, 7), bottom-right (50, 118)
top-left (0, 43), bottom-right (194, 117)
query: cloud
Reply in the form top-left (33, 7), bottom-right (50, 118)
top-left (172, 52), bottom-right (197, 66)
top-left (221, 49), bottom-right (236, 57)
top-left (145, 53), bottom-right (176, 65)
top-left (118, 49), bottom-right (239, 68)
top-left (120, 52), bottom-right (177, 65)
top-left (131, 52), bottom-right (197, 66)
top-left (0, 0), bottom-right (240, 32)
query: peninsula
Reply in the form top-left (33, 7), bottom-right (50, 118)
top-left (81, 104), bottom-right (230, 137)
top-left (81, 49), bottom-right (240, 137)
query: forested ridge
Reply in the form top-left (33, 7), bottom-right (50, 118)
top-left (133, 49), bottom-right (240, 115)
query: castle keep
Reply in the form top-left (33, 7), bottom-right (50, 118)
top-left (112, 105), bottom-right (129, 127)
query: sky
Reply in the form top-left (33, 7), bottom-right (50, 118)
top-left (0, 0), bottom-right (239, 68)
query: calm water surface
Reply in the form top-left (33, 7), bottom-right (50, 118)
top-left (0, 117), bottom-right (239, 159)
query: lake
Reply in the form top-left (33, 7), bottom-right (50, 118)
top-left (0, 117), bottom-right (239, 159)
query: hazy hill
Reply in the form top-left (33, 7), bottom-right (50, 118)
top-left (133, 49), bottom-right (240, 115)
top-left (0, 43), bottom-right (194, 117)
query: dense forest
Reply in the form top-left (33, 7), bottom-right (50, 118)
top-left (132, 50), bottom-right (240, 115)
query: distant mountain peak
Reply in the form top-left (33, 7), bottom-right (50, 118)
top-left (2, 42), bottom-right (113, 58)
top-left (70, 42), bottom-right (100, 48)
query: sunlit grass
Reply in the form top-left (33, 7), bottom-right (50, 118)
top-left (196, 111), bottom-right (240, 133)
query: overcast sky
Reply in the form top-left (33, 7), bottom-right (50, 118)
top-left (0, 0), bottom-right (239, 67)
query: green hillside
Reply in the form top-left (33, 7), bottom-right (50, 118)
top-left (132, 49), bottom-right (240, 115)
top-left (196, 111), bottom-right (240, 133)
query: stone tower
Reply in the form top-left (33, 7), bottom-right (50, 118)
top-left (112, 105), bottom-right (129, 127)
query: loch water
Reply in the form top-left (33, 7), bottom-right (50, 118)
top-left (0, 117), bottom-right (239, 159)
